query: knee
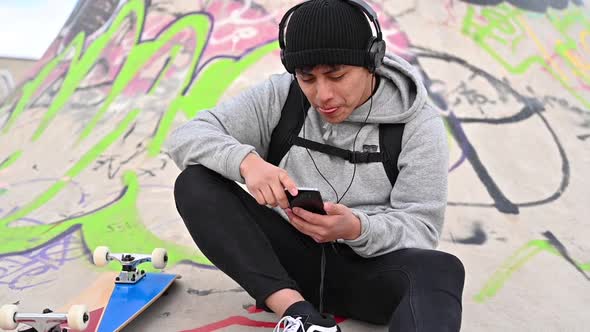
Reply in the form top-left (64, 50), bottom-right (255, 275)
top-left (433, 251), bottom-right (465, 282)
top-left (405, 250), bottom-right (465, 288)
top-left (174, 165), bottom-right (201, 201)
top-left (173, 165), bottom-right (221, 211)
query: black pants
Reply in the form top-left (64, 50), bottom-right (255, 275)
top-left (174, 165), bottom-right (465, 331)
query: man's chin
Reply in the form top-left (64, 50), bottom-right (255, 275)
top-left (318, 108), bottom-right (348, 124)
top-left (321, 115), bottom-right (345, 124)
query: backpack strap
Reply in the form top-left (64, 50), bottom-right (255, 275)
top-left (267, 79), bottom-right (309, 166)
top-left (267, 78), bottom-right (406, 188)
top-left (379, 123), bottom-right (405, 186)
top-left (291, 137), bottom-right (382, 163)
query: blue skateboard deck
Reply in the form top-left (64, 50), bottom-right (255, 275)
top-left (96, 273), bottom-right (178, 332)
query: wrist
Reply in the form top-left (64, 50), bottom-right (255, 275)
top-left (344, 214), bottom-right (362, 240)
top-left (239, 153), bottom-right (258, 177)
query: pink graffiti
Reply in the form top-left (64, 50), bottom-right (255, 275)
top-left (182, 305), bottom-right (347, 332)
top-left (15, 0), bottom-right (420, 105)
top-left (201, 0), bottom-right (280, 59)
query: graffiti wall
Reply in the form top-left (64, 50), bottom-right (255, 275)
top-left (0, 0), bottom-right (588, 331)
top-left (0, 70), bottom-right (13, 103)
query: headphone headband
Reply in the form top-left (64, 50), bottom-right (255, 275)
top-left (346, 0), bottom-right (382, 40)
top-left (278, 4), bottom-right (299, 50)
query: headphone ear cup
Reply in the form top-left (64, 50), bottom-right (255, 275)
top-left (366, 36), bottom-right (377, 72)
top-left (372, 39), bottom-right (386, 71)
top-left (367, 37), bottom-right (386, 73)
top-left (280, 49), bottom-right (291, 73)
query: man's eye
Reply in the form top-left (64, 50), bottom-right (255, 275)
top-left (330, 75), bottom-right (344, 81)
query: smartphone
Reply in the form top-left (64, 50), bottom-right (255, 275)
top-left (285, 187), bottom-right (326, 215)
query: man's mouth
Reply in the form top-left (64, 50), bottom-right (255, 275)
top-left (318, 107), bottom-right (339, 114)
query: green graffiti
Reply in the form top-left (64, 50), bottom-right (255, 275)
top-left (462, 5), bottom-right (590, 111)
top-left (179, 41), bottom-right (279, 119)
top-left (148, 40), bottom-right (279, 156)
top-left (148, 45), bottom-right (182, 95)
top-left (0, 170), bottom-right (211, 269)
top-left (475, 239), bottom-right (590, 302)
top-left (0, 106), bottom-right (211, 268)
top-left (548, 9), bottom-right (590, 85)
top-left (0, 0), bottom-right (278, 269)
top-left (0, 151), bottom-right (21, 170)
top-left (34, 0), bottom-right (146, 142)
top-left (1, 43), bottom-right (73, 135)
top-left (77, 11), bottom-right (211, 144)
top-left (0, 109), bottom-right (141, 226)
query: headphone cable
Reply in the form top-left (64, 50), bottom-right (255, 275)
top-left (299, 73), bottom-right (375, 315)
top-left (300, 73), bottom-right (375, 204)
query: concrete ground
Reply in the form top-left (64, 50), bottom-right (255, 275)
top-left (0, 0), bottom-right (588, 331)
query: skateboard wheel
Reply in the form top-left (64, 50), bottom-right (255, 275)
top-left (93, 246), bottom-right (110, 266)
top-left (0, 304), bottom-right (18, 330)
top-left (67, 304), bottom-right (89, 331)
top-left (151, 248), bottom-right (168, 269)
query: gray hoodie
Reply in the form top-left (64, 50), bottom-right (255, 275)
top-left (165, 53), bottom-right (449, 258)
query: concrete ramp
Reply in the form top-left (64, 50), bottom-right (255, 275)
top-left (0, 0), bottom-right (588, 331)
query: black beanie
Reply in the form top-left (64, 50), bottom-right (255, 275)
top-left (281, 0), bottom-right (373, 73)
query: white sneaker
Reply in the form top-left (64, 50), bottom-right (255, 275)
top-left (273, 314), bottom-right (340, 332)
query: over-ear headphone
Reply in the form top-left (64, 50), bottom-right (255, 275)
top-left (278, 0), bottom-right (386, 73)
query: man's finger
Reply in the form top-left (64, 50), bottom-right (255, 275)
top-left (279, 172), bottom-right (298, 196)
top-left (265, 185), bottom-right (280, 206)
top-left (287, 211), bottom-right (308, 234)
top-left (311, 236), bottom-right (323, 243)
top-left (270, 182), bottom-right (289, 209)
top-left (292, 207), bottom-right (324, 225)
top-left (287, 210), bottom-right (321, 236)
top-left (253, 189), bottom-right (266, 205)
top-left (258, 188), bottom-right (275, 206)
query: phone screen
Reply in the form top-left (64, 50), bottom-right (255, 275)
top-left (285, 188), bottom-right (326, 215)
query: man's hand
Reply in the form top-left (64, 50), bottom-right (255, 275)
top-left (285, 202), bottom-right (361, 243)
top-left (240, 153), bottom-right (298, 209)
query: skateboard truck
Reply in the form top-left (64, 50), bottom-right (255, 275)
top-left (93, 246), bottom-right (168, 284)
top-left (0, 304), bottom-right (89, 332)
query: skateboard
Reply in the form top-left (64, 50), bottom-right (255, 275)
top-left (92, 246), bottom-right (179, 332)
top-left (0, 304), bottom-right (89, 332)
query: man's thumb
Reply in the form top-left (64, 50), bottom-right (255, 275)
top-left (324, 202), bottom-right (341, 215)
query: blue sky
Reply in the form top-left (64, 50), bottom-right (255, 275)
top-left (0, 0), bottom-right (78, 59)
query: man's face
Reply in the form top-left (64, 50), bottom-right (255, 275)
top-left (295, 64), bottom-right (374, 124)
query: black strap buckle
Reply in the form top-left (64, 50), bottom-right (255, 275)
top-left (349, 151), bottom-right (370, 163)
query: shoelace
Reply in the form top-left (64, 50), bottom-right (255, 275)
top-left (273, 316), bottom-right (305, 332)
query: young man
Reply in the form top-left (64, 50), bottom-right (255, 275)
top-left (166, 0), bottom-right (465, 331)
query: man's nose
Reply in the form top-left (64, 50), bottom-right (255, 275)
top-left (315, 81), bottom-right (334, 104)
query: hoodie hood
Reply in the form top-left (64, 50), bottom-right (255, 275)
top-left (344, 52), bottom-right (428, 124)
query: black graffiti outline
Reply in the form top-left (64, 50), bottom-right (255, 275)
top-left (93, 142), bottom-right (146, 179)
top-left (542, 230), bottom-right (590, 280)
top-left (450, 222), bottom-right (488, 245)
top-left (411, 45), bottom-right (571, 213)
